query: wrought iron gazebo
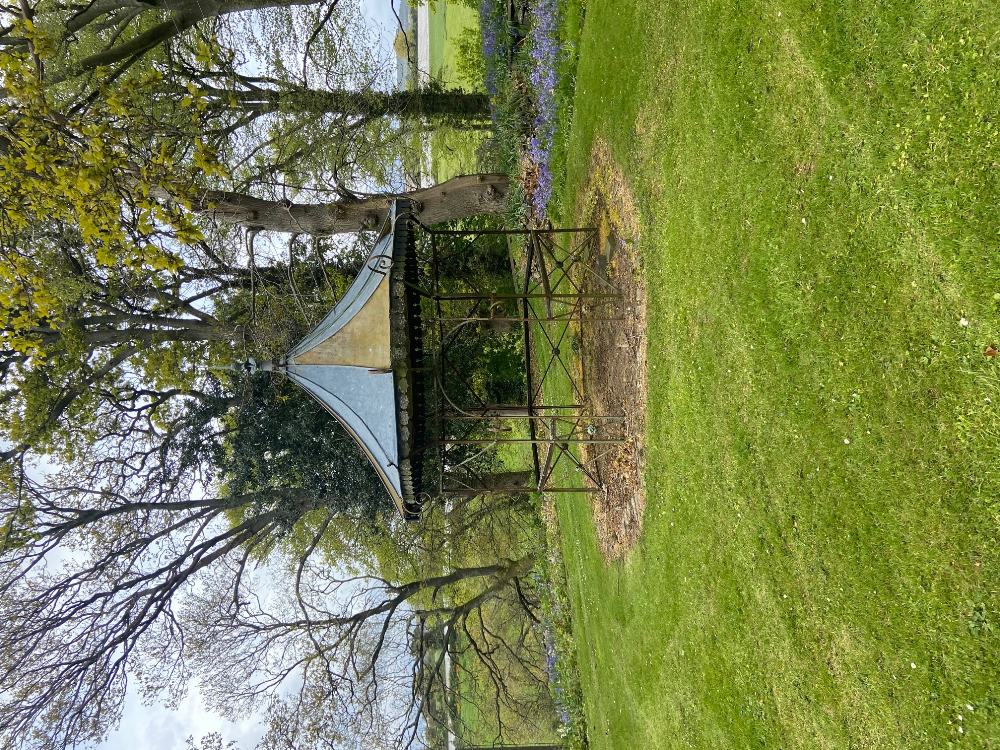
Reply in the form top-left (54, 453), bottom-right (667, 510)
top-left (261, 199), bottom-right (624, 520)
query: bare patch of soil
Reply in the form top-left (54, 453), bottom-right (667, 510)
top-left (578, 140), bottom-right (648, 562)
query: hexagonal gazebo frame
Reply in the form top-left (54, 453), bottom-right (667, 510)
top-left (259, 199), bottom-right (624, 520)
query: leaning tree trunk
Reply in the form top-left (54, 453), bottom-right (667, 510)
top-left (186, 173), bottom-right (509, 235)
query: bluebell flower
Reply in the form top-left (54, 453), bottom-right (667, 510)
top-left (524, 0), bottom-right (560, 219)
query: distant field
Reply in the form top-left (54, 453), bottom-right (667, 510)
top-left (544, 0), bottom-right (1000, 749)
top-left (428, 0), bottom-right (485, 182)
top-left (428, 0), bottom-right (480, 85)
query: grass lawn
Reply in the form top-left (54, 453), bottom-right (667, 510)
top-left (548, 0), bottom-right (1000, 748)
top-left (429, 126), bottom-right (482, 182)
top-left (428, 0), bottom-right (480, 84)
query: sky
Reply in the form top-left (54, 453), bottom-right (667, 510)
top-left (95, 2), bottom-right (401, 749)
top-left (96, 555), bottom-right (294, 750)
top-left (105, 684), bottom-right (266, 750)
top-left (364, 0), bottom-right (401, 57)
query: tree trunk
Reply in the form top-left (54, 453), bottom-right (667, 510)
top-left (227, 87), bottom-right (491, 121)
top-left (68, 14), bottom-right (201, 74)
top-left (459, 470), bottom-right (535, 492)
top-left (186, 173), bottom-right (508, 236)
top-left (60, 0), bottom-right (322, 77)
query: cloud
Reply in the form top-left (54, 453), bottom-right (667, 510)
top-left (100, 682), bottom-right (266, 750)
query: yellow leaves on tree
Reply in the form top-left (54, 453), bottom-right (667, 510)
top-left (0, 46), bottom-right (216, 356)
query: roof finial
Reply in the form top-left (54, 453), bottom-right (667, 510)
top-left (208, 358), bottom-right (284, 376)
top-left (246, 357), bottom-right (284, 373)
